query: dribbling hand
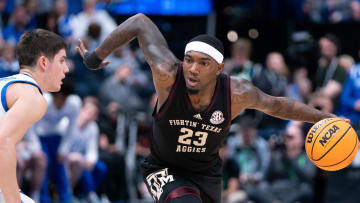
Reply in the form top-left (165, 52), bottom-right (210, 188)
top-left (76, 39), bottom-right (110, 70)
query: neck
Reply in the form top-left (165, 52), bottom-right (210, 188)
top-left (187, 79), bottom-right (217, 111)
top-left (19, 68), bottom-right (46, 93)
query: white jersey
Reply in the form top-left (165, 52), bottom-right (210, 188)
top-left (0, 75), bottom-right (39, 203)
top-left (0, 190), bottom-right (35, 203)
top-left (0, 73), bottom-right (42, 118)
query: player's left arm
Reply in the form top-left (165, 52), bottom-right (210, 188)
top-left (230, 77), bottom-right (335, 123)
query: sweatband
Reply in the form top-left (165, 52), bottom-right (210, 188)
top-left (84, 51), bottom-right (103, 70)
top-left (185, 41), bottom-right (224, 64)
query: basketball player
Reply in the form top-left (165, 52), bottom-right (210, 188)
top-left (0, 29), bottom-right (69, 203)
top-left (77, 14), bottom-right (337, 203)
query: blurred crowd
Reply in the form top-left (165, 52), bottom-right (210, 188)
top-left (221, 34), bottom-right (360, 203)
top-left (1, 0), bottom-right (360, 203)
top-left (224, 0), bottom-right (360, 23)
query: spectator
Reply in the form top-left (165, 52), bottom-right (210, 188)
top-left (337, 63), bottom-right (360, 130)
top-left (103, 46), bottom-right (153, 102)
top-left (0, 42), bottom-right (19, 77)
top-left (219, 143), bottom-right (241, 202)
top-left (98, 65), bottom-right (145, 112)
top-left (227, 116), bottom-right (270, 203)
top-left (266, 52), bottom-right (289, 78)
top-left (308, 91), bottom-right (334, 114)
top-left (2, 6), bottom-right (33, 43)
top-left (339, 54), bottom-right (355, 72)
top-left (31, 78), bottom-right (81, 203)
top-left (97, 101), bottom-right (130, 202)
top-left (69, 0), bottom-right (116, 42)
top-left (314, 34), bottom-right (347, 100)
top-left (303, 0), bottom-right (352, 23)
top-left (71, 23), bottom-right (106, 97)
top-left (252, 52), bottom-right (289, 138)
top-left (104, 46), bottom-right (140, 77)
top-left (54, 0), bottom-right (73, 41)
top-left (286, 67), bottom-right (312, 103)
top-left (263, 121), bottom-right (316, 203)
top-left (44, 12), bottom-right (58, 34)
top-left (224, 38), bottom-right (257, 81)
top-left (66, 96), bottom-right (106, 202)
top-left (84, 22), bottom-right (102, 51)
top-left (0, 0), bottom-right (6, 33)
top-left (351, 0), bottom-right (360, 21)
top-left (23, 0), bottom-right (39, 29)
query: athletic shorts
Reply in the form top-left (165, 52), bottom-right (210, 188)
top-left (141, 155), bottom-right (222, 203)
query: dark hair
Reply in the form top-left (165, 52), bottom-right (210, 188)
top-left (16, 29), bottom-right (66, 68)
top-left (189, 34), bottom-right (224, 55)
top-left (322, 33), bottom-right (341, 52)
top-left (87, 23), bottom-right (101, 40)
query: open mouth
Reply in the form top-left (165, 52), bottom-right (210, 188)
top-left (187, 78), bottom-right (199, 87)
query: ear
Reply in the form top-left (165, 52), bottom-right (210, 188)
top-left (37, 56), bottom-right (48, 72)
top-left (216, 63), bottom-right (224, 76)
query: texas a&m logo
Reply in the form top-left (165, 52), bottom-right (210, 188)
top-left (146, 168), bottom-right (174, 201)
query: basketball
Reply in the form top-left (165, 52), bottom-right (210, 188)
top-left (305, 118), bottom-right (359, 171)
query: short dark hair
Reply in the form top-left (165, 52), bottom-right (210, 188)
top-left (322, 33), bottom-right (341, 52)
top-left (16, 29), bottom-right (66, 68)
top-left (189, 34), bottom-right (224, 55)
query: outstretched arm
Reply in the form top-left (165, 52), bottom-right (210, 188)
top-left (77, 13), bottom-right (180, 105)
top-left (230, 77), bottom-right (335, 123)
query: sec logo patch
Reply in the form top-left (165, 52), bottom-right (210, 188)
top-left (210, 110), bottom-right (224, 125)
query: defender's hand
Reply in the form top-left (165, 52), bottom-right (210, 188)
top-left (76, 39), bottom-right (110, 70)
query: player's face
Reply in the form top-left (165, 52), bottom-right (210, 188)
top-left (46, 49), bottom-right (69, 92)
top-left (183, 51), bottom-right (222, 94)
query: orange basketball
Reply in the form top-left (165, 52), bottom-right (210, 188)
top-left (305, 118), bottom-right (359, 171)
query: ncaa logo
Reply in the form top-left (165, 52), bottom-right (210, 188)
top-left (210, 110), bottom-right (224, 125)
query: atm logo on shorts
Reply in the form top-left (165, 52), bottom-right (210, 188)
top-left (146, 168), bottom-right (174, 201)
top-left (319, 125), bottom-right (340, 147)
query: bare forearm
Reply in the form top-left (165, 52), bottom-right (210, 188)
top-left (95, 13), bottom-right (168, 63)
top-left (0, 140), bottom-right (20, 203)
top-left (266, 97), bottom-right (335, 123)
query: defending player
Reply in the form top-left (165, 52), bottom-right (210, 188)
top-left (0, 29), bottom-right (69, 203)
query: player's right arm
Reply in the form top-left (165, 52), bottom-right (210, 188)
top-left (77, 13), bottom-right (180, 106)
top-left (0, 84), bottom-right (47, 203)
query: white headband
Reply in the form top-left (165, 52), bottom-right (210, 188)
top-left (185, 41), bottom-right (224, 64)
